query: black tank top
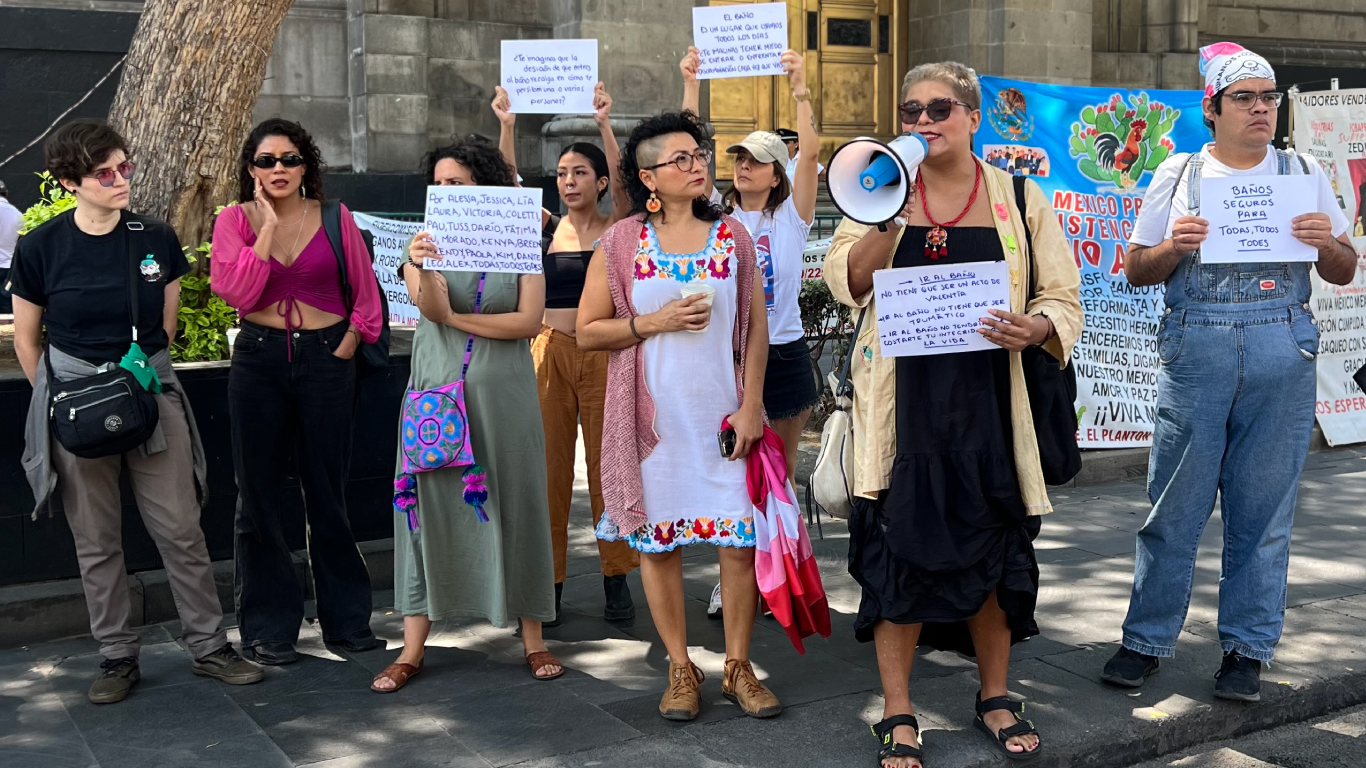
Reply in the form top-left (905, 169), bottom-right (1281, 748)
top-left (543, 249), bottom-right (593, 309)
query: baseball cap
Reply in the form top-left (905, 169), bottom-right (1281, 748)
top-left (0, 180), bottom-right (7, 194)
top-left (725, 131), bottom-right (789, 164)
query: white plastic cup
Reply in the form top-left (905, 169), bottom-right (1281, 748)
top-left (678, 284), bottom-right (716, 333)
top-left (226, 327), bottom-right (240, 356)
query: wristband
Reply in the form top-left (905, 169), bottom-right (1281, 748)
top-left (629, 316), bottom-right (645, 341)
top-left (792, 89), bottom-right (811, 103)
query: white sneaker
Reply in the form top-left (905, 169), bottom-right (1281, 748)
top-left (707, 583), bottom-right (723, 619)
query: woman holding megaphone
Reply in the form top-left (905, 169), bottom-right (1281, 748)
top-left (823, 63), bottom-right (1081, 766)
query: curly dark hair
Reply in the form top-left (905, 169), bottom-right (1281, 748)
top-left (620, 110), bottom-right (720, 222)
top-left (45, 120), bottom-right (128, 188)
top-left (422, 134), bottom-right (516, 187)
top-left (238, 118), bottom-right (326, 203)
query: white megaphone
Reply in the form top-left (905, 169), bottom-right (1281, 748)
top-left (826, 132), bottom-right (930, 228)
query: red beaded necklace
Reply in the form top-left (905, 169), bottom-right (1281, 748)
top-left (915, 162), bottom-right (982, 259)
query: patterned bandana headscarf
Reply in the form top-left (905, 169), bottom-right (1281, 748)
top-left (1199, 42), bottom-right (1276, 98)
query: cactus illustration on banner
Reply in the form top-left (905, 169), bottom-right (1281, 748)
top-left (1070, 92), bottom-right (1180, 189)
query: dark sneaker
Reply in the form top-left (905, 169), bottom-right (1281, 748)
top-left (326, 631), bottom-right (380, 653)
top-left (1214, 652), bottom-right (1262, 702)
top-left (603, 575), bottom-right (636, 622)
top-left (193, 645), bottom-right (264, 685)
top-left (1101, 647), bottom-right (1160, 688)
top-left (88, 657), bottom-right (140, 704)
top-left (244, 642), bottom-right (299, 666)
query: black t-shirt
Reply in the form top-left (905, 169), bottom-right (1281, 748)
top-left (9, 210), bottom-right (190, 365)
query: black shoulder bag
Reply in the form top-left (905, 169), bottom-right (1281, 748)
top-left (47, 219), bottom-right (160, 458)
top-left (322, 202), bottom-right (390, 377)
top-left (1013, 175), bottom-right (1082, 485)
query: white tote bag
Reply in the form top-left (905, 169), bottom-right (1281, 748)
top-left (809, 308), bottom-right (866, 520)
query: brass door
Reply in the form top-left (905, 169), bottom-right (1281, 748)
top-left (707, 0), bottom-right (903, 178)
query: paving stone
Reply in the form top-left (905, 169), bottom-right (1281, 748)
top-left (1168, 748), bottom-right (1281, 767)
top-left (423, 683), bottom-right (640, 767)
top-left (302, 735), bottom-right (490, 767)
top-left (87, 733), bottom-right (293, 768)
top-left (0, 661), bottom-right (97, 768)
top-left (510, 730), bottom-right (736, 768)
top-left (57, 682), bottom-right (263, 762)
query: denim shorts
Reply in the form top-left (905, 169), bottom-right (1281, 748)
top-left (762, 339), bottom-right (819, 419)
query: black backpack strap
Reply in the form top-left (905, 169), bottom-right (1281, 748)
top-left (321, 201), bottom-right (354, 315)
top-left (836, 306), bottom-right (868, 399)
top-left (1012, 175), bottom-right (1036, 302)
top-left (125, 217), bottom-right (145, 341)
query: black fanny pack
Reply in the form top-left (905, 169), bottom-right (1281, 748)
top-left (46, 219), bottom-right (160, 458)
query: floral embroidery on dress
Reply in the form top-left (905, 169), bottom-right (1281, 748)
top-left (594, 513), bottom-right (756, 553)
top-left (632, 219), bottom-right (732, 283)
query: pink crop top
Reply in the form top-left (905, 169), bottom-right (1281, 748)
top-left (211, 203), bottom-right (384, 350)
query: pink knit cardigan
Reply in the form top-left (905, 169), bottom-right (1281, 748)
top-left (600, 213), bottom-right (758, 535)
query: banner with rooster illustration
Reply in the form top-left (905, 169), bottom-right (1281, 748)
top-left (1292, 89), bottom-right (1366, 446)
top-left (979, 77), bottom-right (1207, 448)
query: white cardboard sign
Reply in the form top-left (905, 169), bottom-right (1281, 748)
top-left (873, 262), bottom-right (1010, 357)
top-left (1200, 175), bottom-right (1318, 263)
top-left (423, 186), bottom-right (544, 274)
top-left (500, 39), bottom-right (598, 114)
top-left (692, 3), bottom-right (788, 80)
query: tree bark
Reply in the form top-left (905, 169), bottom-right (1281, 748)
top-left (109, 0), bottom-right (294, 249)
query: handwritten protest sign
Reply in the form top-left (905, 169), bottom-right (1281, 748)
top-left (500, 39), bottom-right (597, 114)
top-left (872, 262), bottom-right (1010, 357)
top-left (1200, 176), bottom-right (1317, 263)
top-left (353, 213), bottom-right (423, 326)
top-left (423, 186), bottom-right (544, 274)
top-left (692, 3), bottom-right (787, 80)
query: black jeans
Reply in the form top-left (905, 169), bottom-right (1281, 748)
top-left (0, 266), bottom-right (12, 314)
top-left (229, 320), bottom-right (372, 647)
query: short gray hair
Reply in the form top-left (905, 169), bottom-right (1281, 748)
top-left (901, 62), bottom-right (981, 111)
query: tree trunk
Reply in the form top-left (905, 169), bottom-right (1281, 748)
top-left (108, 0), bottom-right (294, 250)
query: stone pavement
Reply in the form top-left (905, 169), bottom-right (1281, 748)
top-left (4, 447), bottom-right (1366, 768)
top-left (1125, 703), bottom-right (1366, 767)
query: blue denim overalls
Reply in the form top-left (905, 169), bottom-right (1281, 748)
top-left (1120, 149), bottom-right (1320, 663)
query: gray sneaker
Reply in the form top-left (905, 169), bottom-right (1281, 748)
top-left (88, 657), bottom-right (140, 704)
top-left (192, 645), bottom-right (264, 685)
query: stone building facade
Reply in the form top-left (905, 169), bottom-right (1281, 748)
top-left (1, 0), bottom-right (1363, 208)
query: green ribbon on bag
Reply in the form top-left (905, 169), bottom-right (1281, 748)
top-left (119, 343), bottom-right (162, 394)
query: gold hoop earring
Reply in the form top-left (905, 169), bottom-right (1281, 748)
top-left (646, 191), bottom-right (661, 213)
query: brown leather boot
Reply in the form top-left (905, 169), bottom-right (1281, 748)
top-left (659, 661), bottom-right (704, 721)
top-left (722, 658), bottom-right (782, 718)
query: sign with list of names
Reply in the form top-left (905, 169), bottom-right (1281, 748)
top-left (1200, 175), bottom-right (1318, 263)
top-left (873, 262), bottom-right (1011, 357)
top-left (423, 186), bottom-right (544, 274)
top-left (500, 39), bottom-right (598, 114)
top-left (692, 3), bottom-right (788, 80)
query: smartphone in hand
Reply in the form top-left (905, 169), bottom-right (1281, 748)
top-left (716, 428), bottom-right (737, 458)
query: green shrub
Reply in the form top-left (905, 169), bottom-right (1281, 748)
top-left (19, 173), bottom-right (76, 234)
top-left (799, 279), bottom-right (852, 427)
top-left (171, 239), bottom-right (236, 363)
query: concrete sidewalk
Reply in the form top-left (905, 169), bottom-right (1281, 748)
top-left (3, 447), bottom-right (1366, 768)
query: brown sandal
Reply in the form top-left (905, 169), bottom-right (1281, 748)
top-left (525, 650), bottom-right (564, 681)
top-left (370, 661), bottom-right (422, 693)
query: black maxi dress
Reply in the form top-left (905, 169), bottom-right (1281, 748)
top-left (849, 226), bottom-right (1041, 654)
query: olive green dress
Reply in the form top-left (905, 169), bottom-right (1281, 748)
top-left (393, 270), bottom-right (555, 626)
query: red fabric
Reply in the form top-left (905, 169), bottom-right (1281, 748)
top-left (734, 419), bottom-right (831, 654)
top-left (210, 204), bottom-right (384, 343)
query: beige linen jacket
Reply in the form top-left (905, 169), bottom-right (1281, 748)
top-left (823, 159), bottom-right (1082, 515)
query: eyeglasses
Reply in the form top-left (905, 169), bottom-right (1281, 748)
top-left (252, 154), bottom-right (306, 170)
top-left (898, 98), bottom-right (972, 125)
top-left (1223, 90), bottom-right (1283, 110)
top-left (644, 149), bottom-right (713, 173)
top-left (85, 161), bottom-right (135, 188)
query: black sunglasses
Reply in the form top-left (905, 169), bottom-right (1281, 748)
top-left (252, 154), bottom-right (306, 170)
top-left (898, 98), bottom-right (973, 125)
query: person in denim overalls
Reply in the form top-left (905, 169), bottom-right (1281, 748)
top-left (1102, 44), bottom-right (1358, 702)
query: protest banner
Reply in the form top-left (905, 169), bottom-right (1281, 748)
top-left (692, 3), bottom-right (787, 80)
top-left (352, 212), bottom-right (422, 327)
top-left (802, 237), bottom-right (831, 281)
top-left (1292, 88), bottom-right (1366, 446)
top-left (423, 186), bottom-right (544, 273)
top-left (500, 39), bottom-right (597, 114)
top-left (1199, 176), bottom-right (1317, 263)
top-left (872, 262), bottom-right (1009, 357)
top-left (978, 77), bottom-right (1207, 448)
